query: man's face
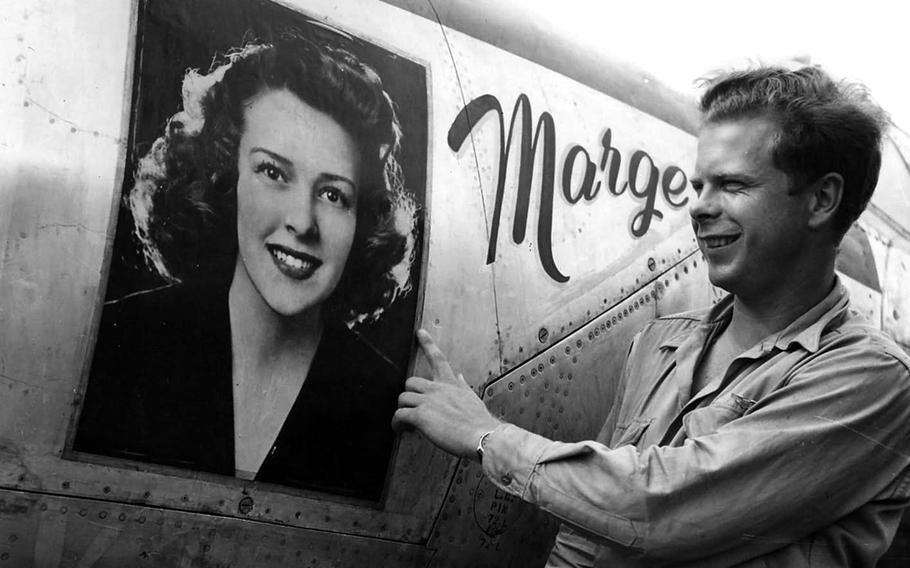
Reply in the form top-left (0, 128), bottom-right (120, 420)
top-left (690, 117), bottom-right (813, 300)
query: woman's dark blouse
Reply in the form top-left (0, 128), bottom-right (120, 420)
top-left (74, 282), bottom-right (401, 501)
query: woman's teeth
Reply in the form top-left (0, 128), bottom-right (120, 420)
top-left (273, 249), bottom-right (312, 270)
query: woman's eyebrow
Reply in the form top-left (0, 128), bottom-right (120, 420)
top-left (320, 173), bottom-right (357, 188)
top-left (249, 146), bottom-right (293, 168)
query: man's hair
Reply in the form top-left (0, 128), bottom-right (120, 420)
top-left (699, 65), bottom-right (888, 240)
top-left (128, 35), bottom-right (418, 326)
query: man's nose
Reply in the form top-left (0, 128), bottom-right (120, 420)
top-left (688, 187), bottom-right (721, 222)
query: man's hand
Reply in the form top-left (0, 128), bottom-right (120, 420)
top-left (392, 329), bottom-right (501, 460)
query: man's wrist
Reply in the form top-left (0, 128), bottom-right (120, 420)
top-left (475, 429), bottom-right (496, 463)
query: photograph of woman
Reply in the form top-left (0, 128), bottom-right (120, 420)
top-left (73, 33), bottom-right (421, 501)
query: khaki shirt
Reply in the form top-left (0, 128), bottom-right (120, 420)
top-left (482, 281), bottom-right (910, 567)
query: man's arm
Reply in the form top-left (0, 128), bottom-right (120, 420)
top-left (394, 330), bottom-right (910, 563)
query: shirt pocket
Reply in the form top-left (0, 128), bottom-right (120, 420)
top-left (683, 393), bottom-right (755, 438)
top-left (612, 417), bottom-right (652, 447)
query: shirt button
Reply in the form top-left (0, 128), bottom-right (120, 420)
top-left (500, 473), bottom-right (513, 486)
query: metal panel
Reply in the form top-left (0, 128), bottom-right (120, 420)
top-left (881, 241), bottom-right (910, 348)
top-left (424, 255), bottom-right (714, 567)
top-left (0, 0), bottom-right (484, 546)
top-left (437, 22), bottom-right (699, 377)
top-left (379, 0), bottom-right (702, 135)
top-left (0, 489), bottom-right (433, 568)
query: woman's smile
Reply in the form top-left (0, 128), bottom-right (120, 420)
top-left (267, 244), bottom-right (322, 280)
top-left (233, 88), bottom-right (362, 318)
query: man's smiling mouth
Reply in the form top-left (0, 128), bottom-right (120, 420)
top-left (701, 234), bottom-right (741, 249)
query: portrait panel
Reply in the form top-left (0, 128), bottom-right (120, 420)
top-left (70, 0), bottom-right (427, 502)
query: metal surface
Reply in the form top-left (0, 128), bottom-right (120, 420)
top-left (1, 0), bottom-right (910, 565)
top-left (425, 254), bottom-right (714, 567)
top-left (0, 489), bottom-right (433, 567)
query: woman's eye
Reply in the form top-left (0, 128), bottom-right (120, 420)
top-left (254, 162), bottom-right (287, 183)
top-left (319, 186), bottom-right (352, 209)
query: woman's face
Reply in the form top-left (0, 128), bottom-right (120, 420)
top-left (234, 88), bottom-right (361, 318)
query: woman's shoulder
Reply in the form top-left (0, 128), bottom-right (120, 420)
top-left (90, 282), bottom-right (231, 377)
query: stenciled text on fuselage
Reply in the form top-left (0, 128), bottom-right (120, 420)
top-left (448, 94), bottom-right (689, 283)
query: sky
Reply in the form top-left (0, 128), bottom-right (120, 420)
top-left (519, 0), bottom-right (909, 133)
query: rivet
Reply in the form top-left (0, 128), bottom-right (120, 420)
top-left (648, 257), bottom-right (657, 271)
top-left (538, 327), bottom-right (549, 343)
top-left (238, 496), bottom-right (254, 515)
top-left (507, 382), bottom-right (514, 391)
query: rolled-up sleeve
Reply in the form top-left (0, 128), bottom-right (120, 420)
top-left (481, 346), bottom-right (910, 563)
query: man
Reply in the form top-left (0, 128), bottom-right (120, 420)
top-left (393, 66), bottom-right (910, 566)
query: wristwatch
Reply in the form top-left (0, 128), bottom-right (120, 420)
top-left (475, 429), bottom-right (495, 463)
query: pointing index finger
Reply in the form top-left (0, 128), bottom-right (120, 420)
top-left (417, 328), bottom-right (456, 383)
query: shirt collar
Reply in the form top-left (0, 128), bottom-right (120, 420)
top-left (656, 278), bottom-right (849, 355)
top-left (764, 278), bottom-right (849, 354)
top-left (659, 295), bottom-right (735, 350)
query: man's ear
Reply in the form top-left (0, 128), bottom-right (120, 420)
top-left (807, 172), bottom-right (844, 230)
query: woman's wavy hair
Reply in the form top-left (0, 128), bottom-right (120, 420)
top-left (129, 35), bottom-right (418, 326)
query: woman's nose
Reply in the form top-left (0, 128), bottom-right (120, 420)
top-left (284, 191), bottom-right (319, 240)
